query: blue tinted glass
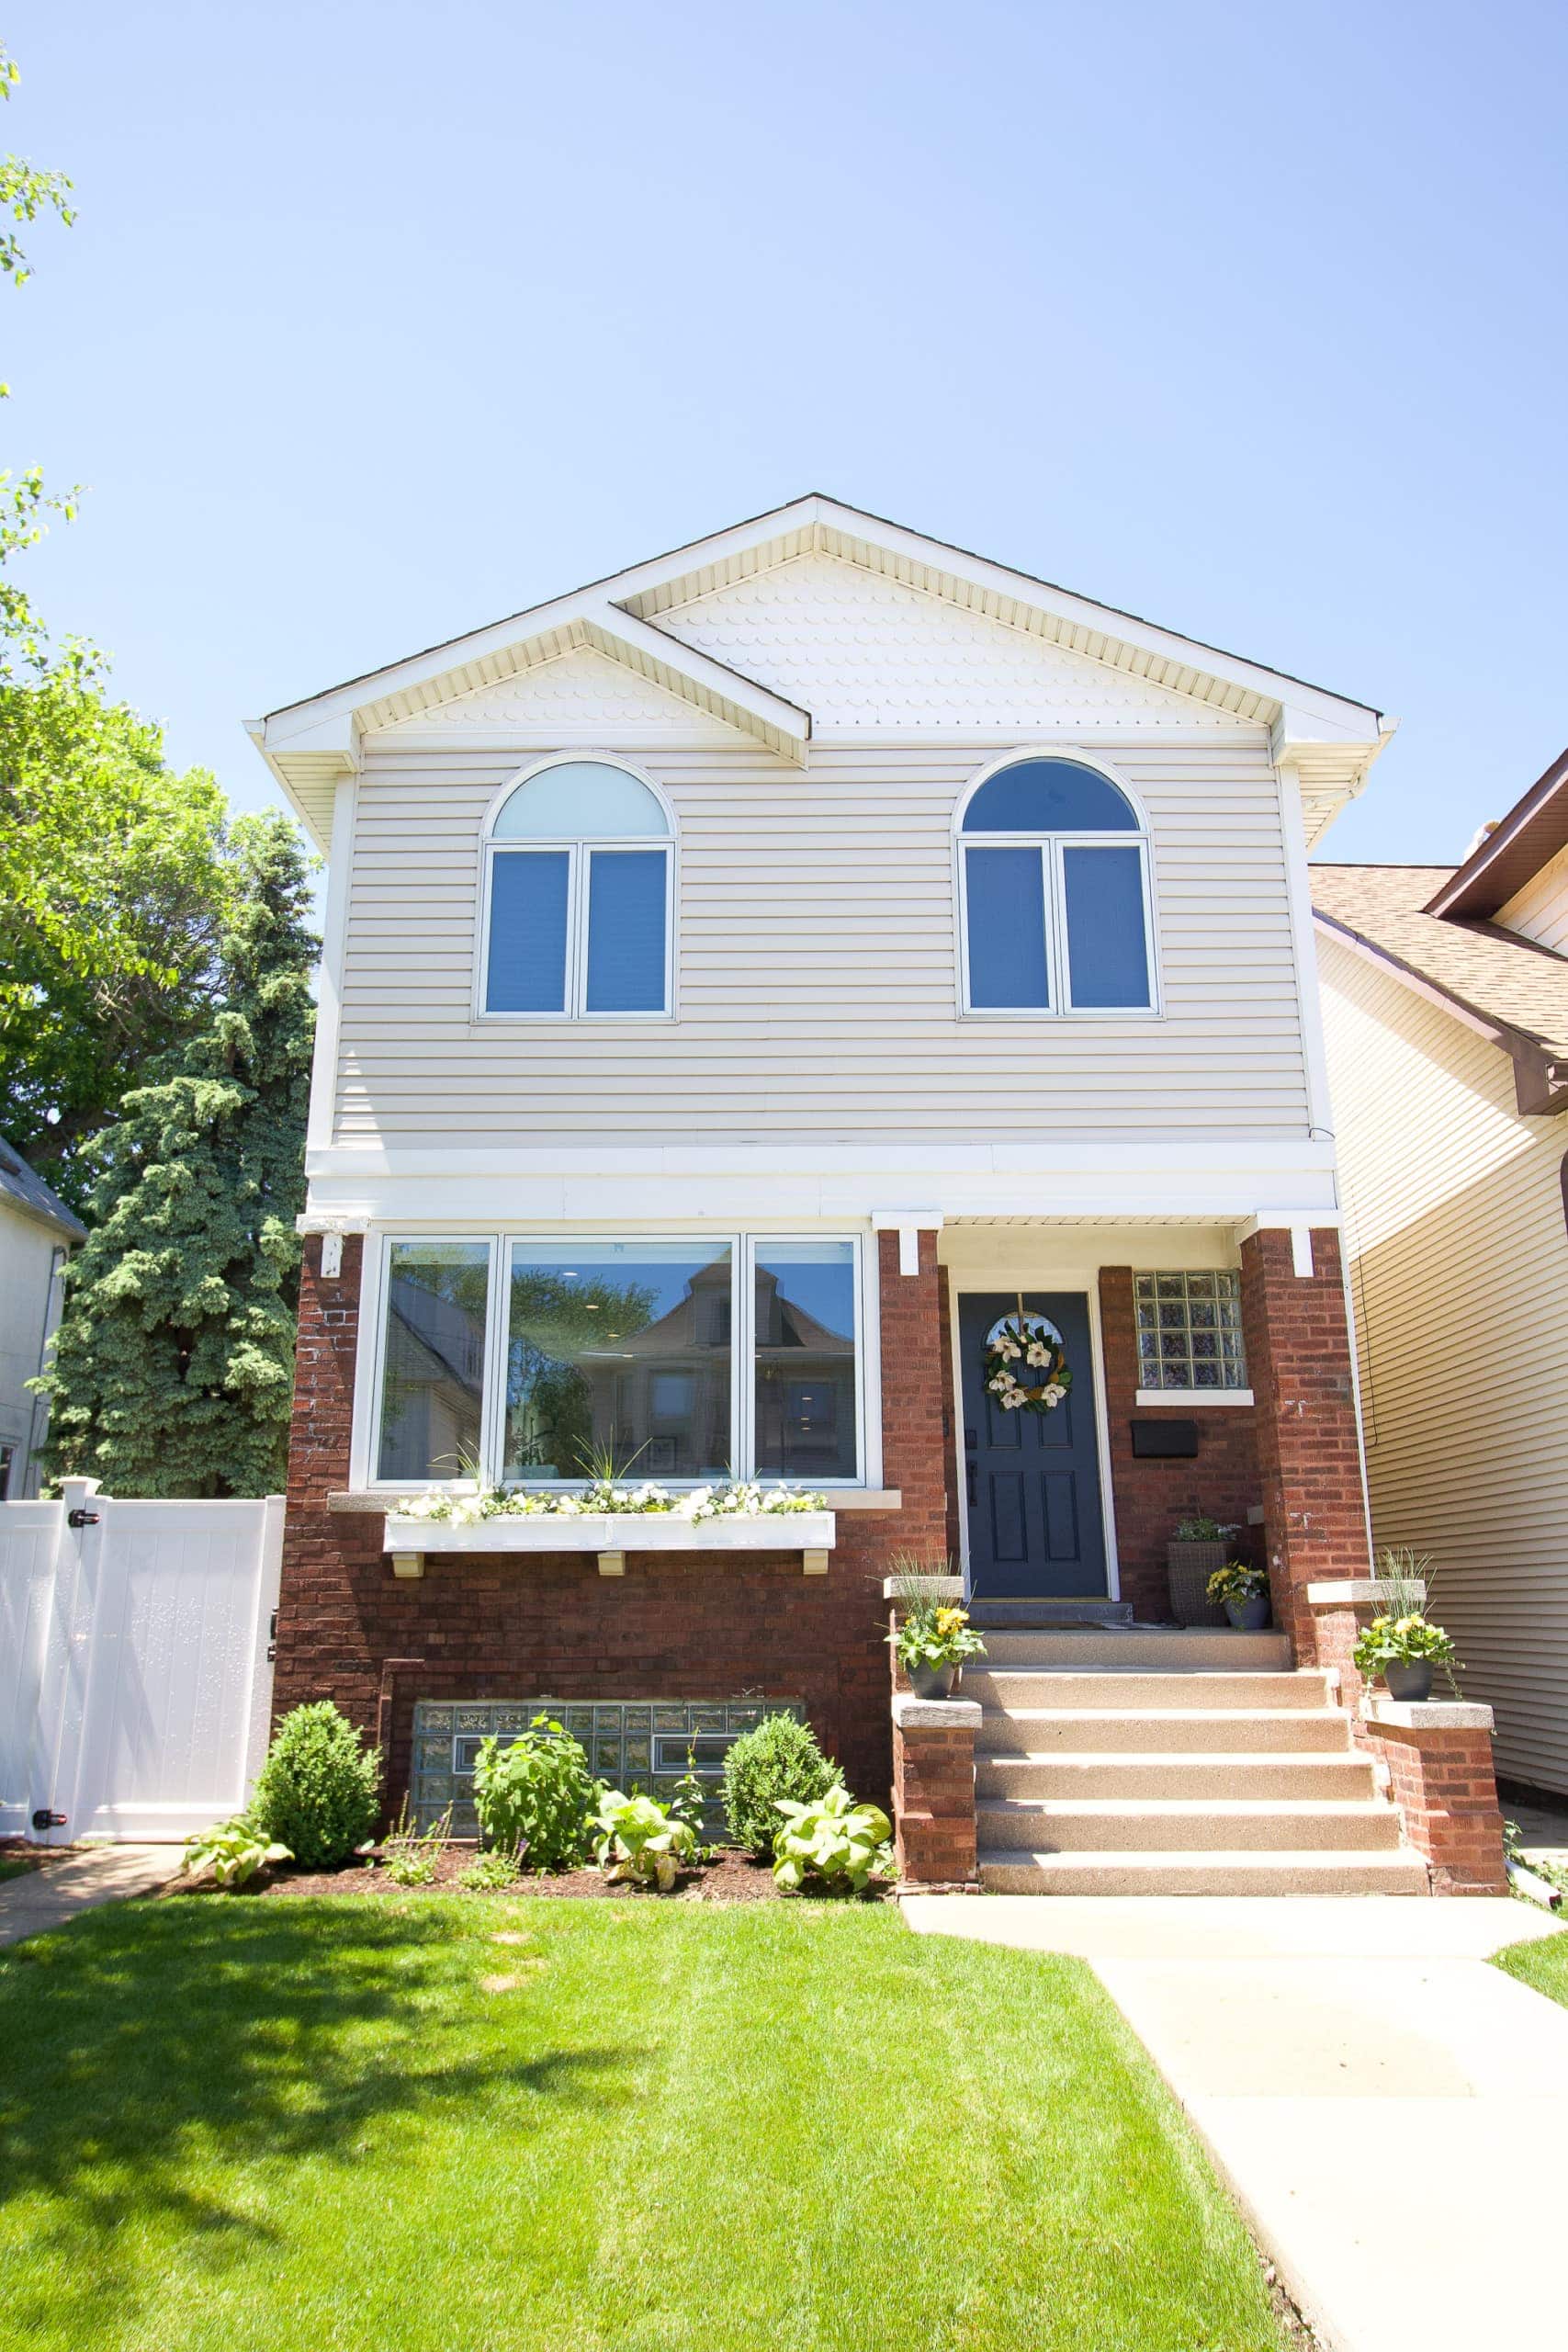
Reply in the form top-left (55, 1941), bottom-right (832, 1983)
top-left (962, 758), bottom-right (1138, 832)
top-left (585, 849), bottom-right (668, 1012)
top-left (1064, 846), bottom-right (1150, 1007)
top-left (486, 851), bottom-right (570, 1012)
top-left (964, 846), bottom-right (1049, 1008)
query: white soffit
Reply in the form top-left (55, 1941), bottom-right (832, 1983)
top-left (248, 492), bottom-right (1389, 852)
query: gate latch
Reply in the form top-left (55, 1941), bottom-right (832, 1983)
top-left (66, 1508), bottom-right (99, 1530)
top-left (31, 1809), bottom-right (67, 1832)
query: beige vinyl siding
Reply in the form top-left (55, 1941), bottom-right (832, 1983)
top-left (1320, 930), bottom-right (1568, 1792)
top-left (1495, 838), bottom-right (1568, 956)
top-left (333, 734), bottom-right (1309, 1145)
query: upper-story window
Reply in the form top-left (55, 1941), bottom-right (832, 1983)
top-left (956, 754), bottom-right (1156, 1014)
top-left (479, 756), bottom-right (674, 1018)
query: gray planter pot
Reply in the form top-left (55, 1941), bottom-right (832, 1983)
top-left (1224, 1594), bottom-right (1271, 1632)
top-left (906, 1660), bottom-right (956, 1701)
top-left (1384, 1658), bottom-right (1434, 1703)
top-left (1167, 1541), bottom-right (1229, 1627)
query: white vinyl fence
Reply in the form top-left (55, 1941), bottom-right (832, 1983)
top-left (0, 1478), bottom-right (283, 1844)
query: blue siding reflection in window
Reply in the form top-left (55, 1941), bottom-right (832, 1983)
top-left (964, 847), bottom-right (1049, 1008)
top-left (486, 851), bottom-right (570, 1012)
top-left (585, 850), bottom-right (668, 1012)
top-left (963, 758), bottom-right (1138, 833)
top-left (1064, 846), bottom-right (1150, 1007)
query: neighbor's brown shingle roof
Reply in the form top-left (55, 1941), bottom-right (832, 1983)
top-left (1312, 864), bottom-right (1568, 1113)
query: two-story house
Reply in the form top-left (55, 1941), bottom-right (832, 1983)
top-left (253, 495), bottom-right (1438, 1893)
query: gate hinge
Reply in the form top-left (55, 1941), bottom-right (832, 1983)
top-left (67, 1508), bottom-right (99, 1530)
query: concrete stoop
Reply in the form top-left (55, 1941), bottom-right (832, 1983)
top-left (964, 1629), bottom-right (1429, 1896)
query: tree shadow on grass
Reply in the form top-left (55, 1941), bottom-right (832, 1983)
top-left (0, 1897), bottom-right (643, 2343)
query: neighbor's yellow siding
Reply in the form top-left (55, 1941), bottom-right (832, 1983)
top-left (1495, 838), bottom-right (1568, 956)
top-left (1319, 928), bottom-right (1568, 1792)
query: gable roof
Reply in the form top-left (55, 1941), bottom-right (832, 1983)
top-left (0, 1136), bottom-right (87, 1243)
top-left (1312, 864), bottom-right (1568, 1116)
top-left (1423, 746), bottom-right (1568, 920)
top-left (248, 493), bottom-right (1392, 852)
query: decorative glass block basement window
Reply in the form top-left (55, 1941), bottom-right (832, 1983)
top-left (1134, 1271), bottom-right (1247, 1391)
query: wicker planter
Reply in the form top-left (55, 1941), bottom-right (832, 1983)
top-left (1167, 1540), bottom-right (1229, 1627)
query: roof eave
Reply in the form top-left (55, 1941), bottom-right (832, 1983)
top-left (1424, 746), bottom-right (1568, 920)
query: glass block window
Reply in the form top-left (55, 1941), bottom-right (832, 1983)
top-left (1134, 1271), bottom-right (1247, 1391)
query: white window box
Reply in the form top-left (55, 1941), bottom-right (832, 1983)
top-left (382, 1510), bottom-right (837, 1579)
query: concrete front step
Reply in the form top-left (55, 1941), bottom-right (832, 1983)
top-left (964, 1668), bottom-right (1331, 1712)
top-left (973, 1629), bottom-right (1292, 1671)
top-left (978, 1849), bottom-right (1431, 1896)
top-left (977, 1795), bottom-right (1404, 1853)
top-left (980, 1706), bottom-right (1355, 1755)
top-left (976, 1749), bottom-right (1379, 1802)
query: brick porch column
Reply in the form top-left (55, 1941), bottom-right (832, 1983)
top-left (1239, 1225), bottom-right (1371, 1668)
top-left (892, 1694), bottom-right (979, 1888)
top-left (1362, 1697), bottom-right (1509, 1895)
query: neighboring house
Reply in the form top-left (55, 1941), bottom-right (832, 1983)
top-left (250, 493), bottom-right (1406, 1883)
top-left (0, 1139), bottom-right (85, 1498)
top-left (1315, 747), bottom-right (1568, 1799)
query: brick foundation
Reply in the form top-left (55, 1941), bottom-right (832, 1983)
top-left (1097, 1266), bottom-right (1262, 1621)
top-left (1240, 1227), bottom-right (1371, 1663)
top-left (891, 1696), bottom-right (979, 1887)
top-left (276, 1230), bottom-right (951, 1817)
top-left (1363, 1701), bottom-right (1509, 1894)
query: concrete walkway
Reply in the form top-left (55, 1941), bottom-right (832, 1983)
top-left (905, 1894), bottom-right (1566, 2352)
top-left (0, 1845), bottom-right (179, 1948)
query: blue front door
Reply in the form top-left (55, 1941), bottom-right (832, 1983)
top-left (958, 1291), bottom-right (1109, 1600)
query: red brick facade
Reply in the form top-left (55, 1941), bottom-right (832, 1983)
top-left (1096, 1265), bottom-right (1262, 1621)
top-left (1363, 1713), bottom-right (1509, 1895)
top-left (276, 1229), bottom-right (950, 1815)
top-left (276, 1223), bottom-right (1381, 1815)
top-left (1239, 1226), bottom-right (1372, 1663)
top-left (892, 1702), bottom-right (979, 1887)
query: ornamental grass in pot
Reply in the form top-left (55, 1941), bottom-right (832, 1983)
top-left (1206, 1559), bottom-right (1271, 1632)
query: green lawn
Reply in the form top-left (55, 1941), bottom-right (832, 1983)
top-left (1494, 1925), bottom-right (1568, 2008)
top-left (0, 1895), bottom-right (1284, 2352)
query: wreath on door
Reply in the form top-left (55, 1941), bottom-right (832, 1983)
top-left (984, 1306), bottom-right (1072, 1414)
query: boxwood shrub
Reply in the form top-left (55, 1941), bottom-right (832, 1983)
top-left (722, 1713), bottom-right (842, 1855)
top-left (252, 1702), bottom-right (381, 1870)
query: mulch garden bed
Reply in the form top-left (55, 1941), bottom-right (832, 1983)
top-left (246, 1845), bottom-right (877, 1903)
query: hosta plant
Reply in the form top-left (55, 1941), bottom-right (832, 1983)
top-left (471, 1715), bottom-right (596, 1871)
top-left (773, 1784), bottom-right (894, 1894)
top-left (722, 1713), bottom-right (842, 1855)
top-left (182, 1815), bottom-right (291, 1890)
top-left (592, 1790), bottom-right (697, 1891)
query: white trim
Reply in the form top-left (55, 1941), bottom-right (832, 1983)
top-left (1134, 1387), bottom-right (1255, 1408)
top-left (305, 775), bottom-right (357, 1154)
top-left (473, 753), bottom-right (676, 1023)
top-left (952, 748), bottom-right (1160, 1020)
top-left (948, 1280), bottom-right (1120, 1605)
top-left (871, 1210), bottom-right (943, 1276)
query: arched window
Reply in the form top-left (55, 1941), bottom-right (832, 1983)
top-left (957, 754), bottom-right (1156, 1013)
top-left (479, 758), bottom-right (674, 1018)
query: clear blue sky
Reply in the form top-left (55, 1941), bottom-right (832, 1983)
top-left (8, 0), bottom-right (1566, 862)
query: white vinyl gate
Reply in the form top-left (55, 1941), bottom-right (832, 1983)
top-left (0, 1478), bottom-right (283, 1844)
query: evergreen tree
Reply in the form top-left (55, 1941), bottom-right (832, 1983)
top-left (36, 813), bottom-right (317, 1497)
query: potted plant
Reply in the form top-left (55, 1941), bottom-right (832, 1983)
top-left (1205, 1560), bottom-right (1271, 1632)
top-left (1352, 1611), bottom-right (1457, 1703)
top-left (1167, 1514), bottom-right (1241, 1627)
top-left (890, 1599), bottom-right (987, 1700)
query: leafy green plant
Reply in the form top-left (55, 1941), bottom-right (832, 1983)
top-left (722, 1713), bottom-right (842, 1855)
top-left (1205, 1561), bottom-right (1268, 1605)
top-left (251, 1702), bottom-right (381, 1871)
top-left (592, 1789), bottom-right (697, 1891)
top-left (1172, 1514), bottom-right (1239, 1543)
top-left (457, 1845), bottom-right (523, 1892)
top-left (773, 1784), bottom-right (894, 1894)
top-left (1352, 1613), bottom-right (1457, 1675)
top-left (182, 1815), bottom-right (291, 1889)
top-left (377, 1798), bottom-right (451, 1887)
top-left (470, 1715), bottom-right (596, 1871)
top-left (668, 1754), bottom-right (713, 1855)
top-left (892, 1600), bottom-right (987, 1673)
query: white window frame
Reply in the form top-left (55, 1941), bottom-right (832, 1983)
top-left (474, 753), bottom-right (677, 1023)
top-left (361, 1229), bottom-right (873, 1492)
top-left (953, 748), bottom-right (1162, 1019)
